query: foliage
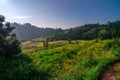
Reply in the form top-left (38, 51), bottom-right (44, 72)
top-left (12, 22), bottom-right (63, 41)
top-left (11, 20), bottom-right (120, 41)
top-left (43, 38), bottom-right (49, 50)
top-left (1, 16), bottom-right (120, 80)
top-left (0, 40), bottom-right (119, 80)
top-left (0, 15), bottom-right (21, 57)
top-left (38, 21), bottom-right (120, 41)
top-left (103, 40), bottom-right (120, 57)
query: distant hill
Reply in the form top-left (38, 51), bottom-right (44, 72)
top-left (12, 20), bottom-right (120, 41)
top-left (40, 20), bottom-right (120, 41)
top-left (11, 23), bottom-right (62, 41)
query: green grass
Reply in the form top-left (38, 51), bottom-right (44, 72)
top-left (0, 40), bottom-right (120, 80)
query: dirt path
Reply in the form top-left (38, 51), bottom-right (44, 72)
top-left (101, 62), bottom-right (120, 80)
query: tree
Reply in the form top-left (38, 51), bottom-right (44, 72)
top-left (0, 15), bottom-right (21, 57)
top-left (110, 21), bottom-right (120, 39)
top-left (67, 29), bottom-right (73, 44)
top-left (43, 38), bottom-right (49, 50)
top-left (98, 29), bottom-right (111, 40)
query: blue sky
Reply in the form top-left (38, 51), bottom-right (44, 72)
top-left (0, 0), bottom-right (120, 28)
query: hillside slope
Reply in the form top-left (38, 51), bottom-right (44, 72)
top-left (31, 21), bottom-right (120, 41)
top-left (11, 23), bottom-right (62, 41)
top-left (11, 20), bottom-right (120, 41)
top-left (41, 20), bottom-right (120, 41)
top-left (0, 40), bottom-right (120, 80)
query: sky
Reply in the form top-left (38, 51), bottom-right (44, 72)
top-left (0, 0), bottom-right (120, 29)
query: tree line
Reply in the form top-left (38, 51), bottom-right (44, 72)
top-left (48, 21), bottom-right (120, 41)
top-left (0, 15), bottom-right (120, 57)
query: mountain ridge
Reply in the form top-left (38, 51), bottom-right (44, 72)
top-left (11, 23), bottom-right (62, 41)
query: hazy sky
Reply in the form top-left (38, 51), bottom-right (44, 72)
top-left (0, 0), bottom-right (120, 28)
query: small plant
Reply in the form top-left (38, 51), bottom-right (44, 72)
top-left (95, 39), bottom-right (99, 42)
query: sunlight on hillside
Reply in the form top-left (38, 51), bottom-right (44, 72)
top-left (0, 40), bottom-right (117, 80)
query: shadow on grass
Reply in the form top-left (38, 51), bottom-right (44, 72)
top-left (0, 53), bottom-right (51, 80)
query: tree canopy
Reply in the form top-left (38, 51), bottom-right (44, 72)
top-left (0, 15), bottom-right (21, 57)
top-left (47, 21), bottom-right (120, 41)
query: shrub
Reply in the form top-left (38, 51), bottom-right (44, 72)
top-left (103, 40), bottom-right (120, 57)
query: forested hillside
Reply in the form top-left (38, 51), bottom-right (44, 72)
top-left (1, 0), bottom-right (120, 79)
top-left (12, 23), bottom-right (63, 41)
top-left (12, 20), bottom-right (120, 41)
top-left (47, 21), bottom-right (120, 41)
top-left (1, 15), bottom-right (120, 80)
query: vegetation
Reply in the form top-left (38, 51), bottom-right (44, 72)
top-left (11, 20), bottom-right (120, 41)
top-left (0, 15), bottom-right (120, 79)
top-left (0, 15), bottom-right (21, 57)
top-left (38, 21), bottom-right (120, 41)
top-left (12, 23), bottom-right (63, 41)
top-left (0, 40), bottom-right (119, 80)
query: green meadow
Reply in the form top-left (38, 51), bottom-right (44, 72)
top-left (0, 40), bottom-right (120, 80)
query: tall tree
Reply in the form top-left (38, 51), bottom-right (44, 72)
top-left (0, 15), bottom-right (21, 57)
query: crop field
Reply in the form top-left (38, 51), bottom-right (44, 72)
top-left (0, 40), bottom-right (120, 80)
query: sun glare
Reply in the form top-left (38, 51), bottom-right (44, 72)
top-left (0, 0), bottom-right (6, 2)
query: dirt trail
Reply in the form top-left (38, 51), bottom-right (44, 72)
top-left (102, 62), bottom-right (120, 80)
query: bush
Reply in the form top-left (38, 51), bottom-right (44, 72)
top-left (103, 40), bottom-right (120, 57)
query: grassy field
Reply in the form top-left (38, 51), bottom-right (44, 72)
top-left (0, 40), bottom-right (120, 80)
